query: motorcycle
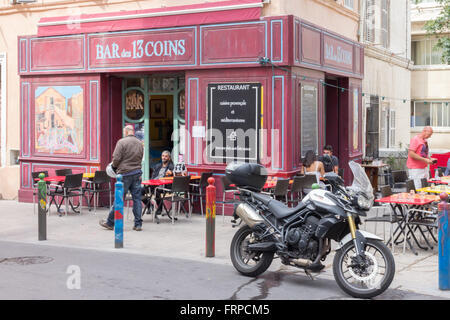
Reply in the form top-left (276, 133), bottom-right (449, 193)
top-left (226, 161), bottom-right (395, 299)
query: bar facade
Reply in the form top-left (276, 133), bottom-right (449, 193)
top-left (18, 4), bottom-right (364, 205)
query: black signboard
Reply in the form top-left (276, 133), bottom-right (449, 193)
top-left (207, 83), bottom-right (261, 163)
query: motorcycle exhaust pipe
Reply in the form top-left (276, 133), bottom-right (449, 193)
top-left (291, 258), bottom-right (312, 268)
top-left (235, 203), bottom-right (264, 228)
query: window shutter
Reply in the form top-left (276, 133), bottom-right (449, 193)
top-left (389, 109), bottom-right (395, 148)
top-left (365, 0), bottom-right (375, 43)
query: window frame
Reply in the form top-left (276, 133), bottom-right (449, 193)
top-left (412, 101), bottom-right (450, 129)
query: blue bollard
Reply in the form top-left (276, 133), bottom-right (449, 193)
top-left (438, 193), bottom-right (450, 290)
top-left (114, 174), bottom-right (124, 249)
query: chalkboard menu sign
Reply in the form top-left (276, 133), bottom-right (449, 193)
top-left (301, 84), bottom-right (318, 157)
top-left (207, 83), bottom-right (261, 163)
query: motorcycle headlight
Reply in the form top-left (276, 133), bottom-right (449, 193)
top-left (357, 194), bottom-right (372, 210)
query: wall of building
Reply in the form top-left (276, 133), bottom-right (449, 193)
top-left (361, 0), bottom-right (412, 159)
top-left (411, 1), bottom-right (450, 152)
top-left (268, 0), bottom-right (359, 41)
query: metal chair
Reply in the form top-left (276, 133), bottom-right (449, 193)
top-left (189, 172), bottom-right (213, 216)
top-left (364, 185), bottom-right (401, 252)
top-left (420, 178), bottom-right (429, 188)
top-left (392, 170), bottom-right (408, 192)
top-left (218, 176), bottom-right (238, 223)
top-left (338, 168), bottom-right (345, 180)
top-left (405, 179), bottom-right (416, 193)
top-left (55, 168), bottom-right (73, 176)
top-left (83, 170), bottom-right (112, 214)
top-left (300, 174), bottom-right (319, 196)
top-left (47, 173), bottom-right (84, 216)
top-left (262, 178), bottom-right (290, 204)
top-left (157, 176), bottom-right (192, 224)
top-left (287, 176), bottom-right (307, 207)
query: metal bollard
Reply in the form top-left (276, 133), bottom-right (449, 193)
top-left (114, 174), bottom-right (124, 249)
top-left (38, 173), bottom-right (47, 241)
top-left (438, 192), bottom-right (450, 290)
top-left (206, 177), bottom-right (216, 257)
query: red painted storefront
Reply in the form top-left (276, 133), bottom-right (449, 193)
top-left (18, 0), bottom-right (364, 205)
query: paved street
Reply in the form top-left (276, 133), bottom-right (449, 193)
top-left (0, 240), bottom-right (445, 301)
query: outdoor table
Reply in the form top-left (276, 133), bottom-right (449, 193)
top-left (375, 193), bottom-right (439, 255)
top-left (427, 176), bottom-right (450, 186)
top-left (34, 173), bottom-right (95, 183)
top-left (141, 176), bottom-right (201, 217)
top-left (417, 186), bottom-right (450, 195)
top-left (361, 163), bottom-right (388, 192)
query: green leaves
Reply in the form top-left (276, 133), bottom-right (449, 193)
top-left (423, 0), bottom-right (450, 64)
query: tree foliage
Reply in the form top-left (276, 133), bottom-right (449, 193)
top-left (422, 0), bottom-right (450, 64)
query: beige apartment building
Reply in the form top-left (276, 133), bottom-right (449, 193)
top-left (360, 0), bottom-right (412, 160)
top-left (0, 0), bottom-right (361, 200)
top-left (411, 0), bottom-right (450, 152)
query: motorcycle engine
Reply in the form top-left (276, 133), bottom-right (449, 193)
top-left (286, 216), bottom-right (320, 260)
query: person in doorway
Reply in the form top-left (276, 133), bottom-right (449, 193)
top-left (151, 150), bottom-right (175, 179)
top-left (100, 125), bottom-right (144, 231)
top-left (151, 150), bottom-right (175, 223)
top-left (318, 145), bottom-right (339, 174)
top-left (406, 126), bottom-right (436, 189)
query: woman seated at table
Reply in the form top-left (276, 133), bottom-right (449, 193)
top-left (302, 150), bottom-right (325, 193)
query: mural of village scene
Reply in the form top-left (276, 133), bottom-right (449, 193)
top-left (35, 86), bottom-right (84, 155)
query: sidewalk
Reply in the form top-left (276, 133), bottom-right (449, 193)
top-left (0, 199), bottom-right (449, 299)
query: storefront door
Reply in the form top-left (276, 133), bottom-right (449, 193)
top-left (122, 75), bottom-right (185, 180)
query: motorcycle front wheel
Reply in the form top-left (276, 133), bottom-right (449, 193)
top-left (333, 238), bottom-right (395, 299)
top-left (230, 225), bottom-right (274, 277)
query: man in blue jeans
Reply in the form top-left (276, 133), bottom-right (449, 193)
top-left (100, 125), bottom-right (144, 231)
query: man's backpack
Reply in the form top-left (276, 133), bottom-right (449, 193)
top-left (321, 155), bottom-right (334, 173)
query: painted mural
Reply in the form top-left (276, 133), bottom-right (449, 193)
top-left (35, 86), bottom-right (84, 154)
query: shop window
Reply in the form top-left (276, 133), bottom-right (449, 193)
top-left (125, 89), bottom-right (145, 121)
top-left (300, 83), bottom-right (318, 157)
top-left (411, 38), bottom-right (445, 65)
top-left (412, 101), bottom-right (450, 128)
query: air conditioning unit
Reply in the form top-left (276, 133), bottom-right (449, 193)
top-left (10, 0), bottom-right (37, 4)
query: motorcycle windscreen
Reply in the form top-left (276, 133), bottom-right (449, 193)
top-left (347, 161), bottom-right (374, 202)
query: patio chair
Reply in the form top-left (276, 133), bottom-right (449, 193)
top-left (392, 170), bottom-right (408, 192)
top-left (405, 179), bottom-right (416, 193)
top-left (156, 176), bottom-right (191, 224)
top-left (338, 168), bottom-right (345, 180)
top-left (47, 173), bottom-right (84, 216)
top-left (364, 185), bottom-right (401, 252)
top-left (189, 172), bottom-right (213, 216)
top-left (83, 170), bottom-right (112, 214)
top-left (55, 168), bottom-right (73, 176)
top-left (262, 178), bottom-right (290, 204)
top-left (217, 176), bottom-right (238, 223)
top-left (420, 178), bottom-right (429, 188)
top-left (287, 176), bottom-right (307, 207)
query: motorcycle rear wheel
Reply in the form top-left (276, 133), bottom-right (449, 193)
top-left (230, 225), bottom-right (274, 277)
top-left (333, 238), bottom-right (395, 299)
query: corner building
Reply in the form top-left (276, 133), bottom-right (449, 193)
top-left (13, 0), bottom-right (364, 204)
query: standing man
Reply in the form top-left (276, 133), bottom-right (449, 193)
top-left (100, 125), bottom-right (144, 231)
top-left (407, 126), bottom-right (436, 189)
top-left (319, 145), bottom-right (339, 174)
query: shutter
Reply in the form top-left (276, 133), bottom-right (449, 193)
top-left (389, 109), bottom-right (395, 148)
top-left (364, 0), bottom-right (375, 43)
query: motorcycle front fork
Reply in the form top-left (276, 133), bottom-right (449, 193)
top-left (347, 213), bottom-right (363, 255)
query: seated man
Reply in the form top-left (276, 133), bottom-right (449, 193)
top-left (318, 145), bottom-right (339, 174)
top-left (151, 150), bottom-right (174, 223)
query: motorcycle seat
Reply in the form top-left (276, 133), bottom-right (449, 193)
top-left (253, 193), bottom-right (306, 219)
top-left (267, 200), bottom-right (306, 219)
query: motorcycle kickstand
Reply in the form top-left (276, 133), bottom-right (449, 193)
top-left (304, 269), bottom-right (316, 281)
